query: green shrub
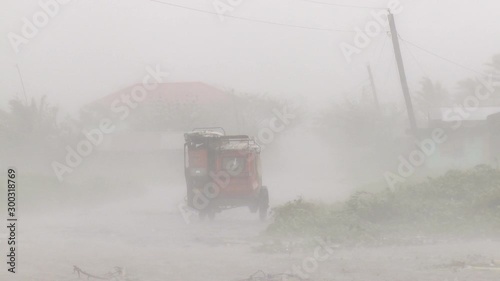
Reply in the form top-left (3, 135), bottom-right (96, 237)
top-left (267, 165), bottom-right (500, 241)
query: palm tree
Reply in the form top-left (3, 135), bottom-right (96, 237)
top-left (455, 54), bottom-right (500, 105)
top-left (486, 54), bottom-right (500, 73)
top-left (414, 77), bottom-right (450, 114)
top-left (0, 96), bottom-right (60, 147)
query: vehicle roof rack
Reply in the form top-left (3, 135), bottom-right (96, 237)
top-left (184, 127), bottom-right (225, 142)
top-left (184, 128), bottom-right (261, 152)
top-left (192, 127), bottom-right (225, 135)
top-left (219, 136), bottom-right (261, 152)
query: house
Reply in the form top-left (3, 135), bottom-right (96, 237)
top-left (487, 111), bottom-right (500, 167)
top-left (422, 107), bottom-right (500, 170)
top-left (87, 82), bottom-right (239, 152)
top-left (93, 82), bottom-right (233, 107)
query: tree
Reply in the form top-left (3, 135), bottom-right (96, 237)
top-left (315, 96), bottom-right (408, 183)
top-left (414, 77), bottom-right (450, 114)
top-left (0, 96), bottom-right (61, 148)
top-left (455, 54), bottom-right (500, 105)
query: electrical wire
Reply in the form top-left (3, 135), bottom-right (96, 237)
top-left (397, 37), bottom-right (438, 111)
top-left (372, 35), bottom-right (388, 69)
top-left (398, 36), bottom-right (429, 78)
top-left (298, 0), bottom-right (385, 10)
top-left (345, 36), bottom-right (387, 102)
top-left (150, 0), bottom-right (355, 33)
top-left (398, 36), bottom-right (487, 77)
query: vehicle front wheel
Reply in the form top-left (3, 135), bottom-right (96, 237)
top-left (258, 186), bottom-right (269, 221)
top-left (199, 207), bottom-right (216, 221)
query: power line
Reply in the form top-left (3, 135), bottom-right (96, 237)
top-left (372, 35), bottom-right (388, 69)
top-left (398, 38), bottom-right (432, 107)
top-left (372, 35), bottom-right (396, 94)
top-left (398, 36), bottom-right (487, 77)
top-left (381, 54), bottom-right (395, 90)
top-left (398, 36), bottom-right (429, 78)
top-left (345, 36), bottom-right (387, 103)
top-left (16, 65), bottom-right (28, 103)
top-left (150, 0), bottom-right (355, 33)
top-left (344, 77), bottom-right (370, 100)
top-left (298, 0), bottom-right (385, 10)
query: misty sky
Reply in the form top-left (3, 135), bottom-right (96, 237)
top-left (1, 0), bottom-right (500, 113)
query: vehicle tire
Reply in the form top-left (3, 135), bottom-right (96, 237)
top-left (249, 205), bottom-right (258, 213)
top-left (199, 206), bottom-right (216, 221)
top-left (258, 186), bottom-right (269, 221)
top-left (187, 188), bottom-right (194, 208)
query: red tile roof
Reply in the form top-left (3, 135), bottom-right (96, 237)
top-left (92, 82), bottom-right (232, 107)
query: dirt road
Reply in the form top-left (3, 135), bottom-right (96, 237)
top-left (1, 187), bottom-right (500, 281)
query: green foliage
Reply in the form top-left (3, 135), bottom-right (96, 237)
top-left (267, 166), bottom-right (500, 241)
top-left (0, 96), bottom-right (61, 149)
top-left (455, 54), bottom-right (500, 104)
top-left (414, 77), bottom-right (450, 112)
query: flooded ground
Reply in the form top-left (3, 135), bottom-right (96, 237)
top-left (2, 186), bottom-right (499, 281)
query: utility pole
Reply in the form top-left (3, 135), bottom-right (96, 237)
top-left (367, 64), bottom-right (380, 112)
top-left (16, 64), bottom-right (28, 103)
top-left (388, 11), bottom-right (418, 136)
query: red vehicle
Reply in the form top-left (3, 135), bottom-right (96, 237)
top-left (184, 127), bottom-right (269, 220)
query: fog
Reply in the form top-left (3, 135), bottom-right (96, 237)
top-left (1, 0), bottom-right (500, 280)
top-left (2, 0), bottom-right (500, 110)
